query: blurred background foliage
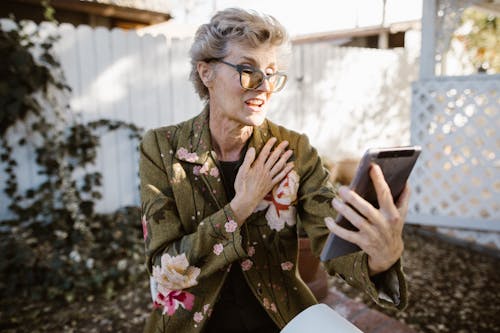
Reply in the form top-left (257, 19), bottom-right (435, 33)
top-left (455, 7), bottom-right (499, 73)
top-left (0, 7), bottom-right (145, 307)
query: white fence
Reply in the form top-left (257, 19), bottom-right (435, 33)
top-left (2, 21), bottom-right (417, 219)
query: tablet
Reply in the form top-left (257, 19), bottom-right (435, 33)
top-left (320, 145), bottom-right (421, 261)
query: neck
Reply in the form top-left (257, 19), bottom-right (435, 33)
top-left (209, 113), bottom-right (252, 162)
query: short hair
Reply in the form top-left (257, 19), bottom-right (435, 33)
top-left (189, 8), bottom-right (290, 100)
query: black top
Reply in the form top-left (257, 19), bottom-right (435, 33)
top-left (204, 160), bottom-right (279, 333)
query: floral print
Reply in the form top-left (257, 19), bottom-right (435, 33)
top-left (193, 312), bottom-right (203, 323)
top-left (177, 147), bottom-right (198, 163)
top-left (152, 253), bottom-right (200, 316)
top-left (213, 243), bottom-right (223, 256)
top-left (241, 259), bottom-right (253, 271)
top-left (224, 220), bottom-right (238, 233)
top-left (192, 303), bottom-right (212, 325)
top-left (199, 162), bottom-right (210, 175)
top-left (154, 289), bottom-right (195, 316)
top-left (247, 246), bottom-right (255, 257)
top-left (209, 167), bottom-right (219, 177)
top-left (262, 298), bottom-right (278, 313)
top-left (281, 261), bottom-right (294, 271)
top-left (193, 163), bottom-right (220, 178)
top-left (255, 170), bottom-right (300, 231)
top-left (153, 253), bottom-right (200, 290)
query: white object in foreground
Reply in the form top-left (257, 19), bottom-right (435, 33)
top-left (281, 304), bottom-right (364, 333)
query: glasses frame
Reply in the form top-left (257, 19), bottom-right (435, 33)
top-left (216, 60), bottom-right (287, 92)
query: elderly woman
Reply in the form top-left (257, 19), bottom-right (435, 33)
top-left (140, 8), bottom-right (409, 333)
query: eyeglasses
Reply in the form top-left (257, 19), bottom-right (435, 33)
top-left (217, 60), bottom-right (287, 92)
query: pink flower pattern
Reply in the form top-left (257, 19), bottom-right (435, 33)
top-left (209, 167), bottom-right (219, 177)
top-left (154, 290), bottom-right (195, 316)
top-left (241, 259), bottom-right (253, 271)
top-left (213, 243), bottom-right (223, 256)
top-left (199, 162), bottom-right (210, 175)
top-left (176, 147), bottom-right (198, 163)
top-left (281, 261), bottom-right (294, 271)
top-left (152, 253), bottom-right (200, 316)
top-left (193, 312), bottom-right (203, 323)
top-left (224, 220), bottom-right (237, 233)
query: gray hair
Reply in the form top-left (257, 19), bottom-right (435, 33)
top-left (189, 8), bottom-right (290, 100)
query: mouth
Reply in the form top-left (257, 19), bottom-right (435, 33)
top-left (244, 98), bottom-right (265, 110)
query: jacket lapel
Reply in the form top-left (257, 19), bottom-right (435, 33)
top-left (249, 119), bottom-right (271, 156)
top-left (175, 107), bottom-right (227, 209)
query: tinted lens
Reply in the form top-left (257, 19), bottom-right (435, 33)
top-left (269, 74), bottom-right (287, 92)
top-left (239, 67), bottom-right (287, 92)
top-left (240, 69), bottom-right (264, 89)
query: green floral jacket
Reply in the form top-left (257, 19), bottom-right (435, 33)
top-left (140, 108), bottom-right (407, 333)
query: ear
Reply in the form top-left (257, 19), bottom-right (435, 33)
top-left (197, 61), bottom-right (215, 88)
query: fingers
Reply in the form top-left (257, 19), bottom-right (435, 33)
top-left (370, 164), bottom-right (399, 217)
top-left (256, 137), bottom-right (277, 165)
top-left (325, 217), bottom-right (362, 246)
top-left (270, 149), bottom-right (293, 176)
top-left (337, 186), bottom-right (381, 225)
top-left (265, 140), bottom-right (289, 169)
top-left (271, 161), bottom-right (294, 185)
top-left (331, 198), bottom-right (370, 232)
top-left (255, 138), bottom-right (293, 176)
top-left (396, 182), bottom-right (411, 220)
top-left (370, 164), bottom-right (393, 206)
top-left (240, 147), bottom-right (256, 174)
top-left (396, 183), bottom-right (410, 209)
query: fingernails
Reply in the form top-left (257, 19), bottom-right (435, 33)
top-left (332, 198), bottom-right (342, 209)
top-left (325, 216), bottom-right (335, 229)
top-left (371, 164), bottom-right (382, 174)
top-left (339, 186), bottom-right (349, 197)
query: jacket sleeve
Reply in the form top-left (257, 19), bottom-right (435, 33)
top-left (294, 134), bottom-right (408, 310)
top-left (139, 129), bottom-right (247, 281)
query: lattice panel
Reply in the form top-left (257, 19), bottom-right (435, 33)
top-left (409, 75), bottom-right (500, 230)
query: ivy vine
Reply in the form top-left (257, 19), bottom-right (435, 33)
top-left (0, 13), bottom-right (144, 302)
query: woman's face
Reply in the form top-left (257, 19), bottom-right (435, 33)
top-left (208, 41), bottom-right (279, 127)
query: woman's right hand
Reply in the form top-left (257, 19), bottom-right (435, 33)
top-left (230, 137), bottom-right (294, 224)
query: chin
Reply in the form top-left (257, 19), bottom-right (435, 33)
top-left (245, 112), bottom-right (267, 127)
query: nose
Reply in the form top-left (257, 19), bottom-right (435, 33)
top-left (257, 77), bottom-right (273, 92)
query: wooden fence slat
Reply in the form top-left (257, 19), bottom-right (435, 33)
top-left (170, 38), bottom-right (203, 124)
top-left (155, 36), bottom-right (172, 127)
top-left (93, 26), bottom-right (119, 211)
top-left (110, 28), bottom-right (139, 208)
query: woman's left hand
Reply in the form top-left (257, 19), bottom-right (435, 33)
top-left (326, 164), bottom-right (410, 276)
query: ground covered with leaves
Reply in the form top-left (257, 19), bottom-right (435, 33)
top-left (1, 225), bottom-right (499, 333)
top-left (331, 225), bottom-right (500, 333)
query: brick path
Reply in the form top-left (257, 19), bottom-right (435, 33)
top-left (321, 287), bottom-right (417, 333)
